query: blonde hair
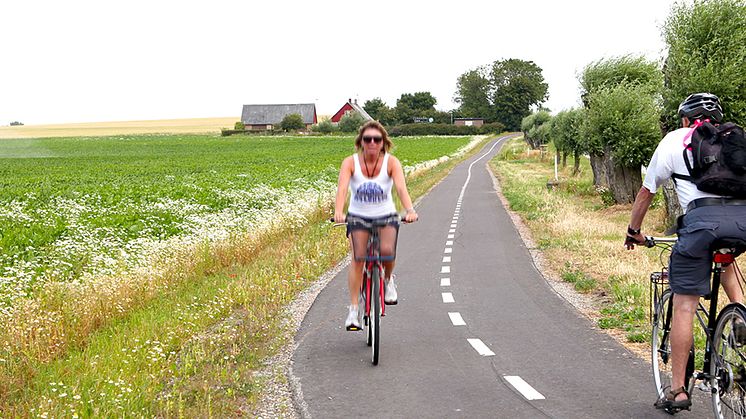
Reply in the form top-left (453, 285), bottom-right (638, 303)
top-left (354, 120), bottom-right (393, 152)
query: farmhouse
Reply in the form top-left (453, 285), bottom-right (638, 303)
top-left (240, 103), bottom-right (317, 130)
top-left (330, 99), bottom-right (373, 123)
top-left (454, 118), bottom-right (485, 127)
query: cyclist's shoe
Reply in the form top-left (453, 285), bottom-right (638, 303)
top-left (654, 386), bottom-right (691, 412)
top-left (384, 275), bottom-right (398, 305)
top-left (345, 305), bottom-right (362, 331)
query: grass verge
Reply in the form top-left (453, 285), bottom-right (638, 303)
top-left (2, 135), bottom-right (497, 417)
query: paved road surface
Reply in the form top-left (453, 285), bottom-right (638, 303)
top-left (292, 136), bottom-right (706, 418)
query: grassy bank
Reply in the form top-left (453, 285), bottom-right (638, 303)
top-left (2, 135), bottom-right (496, 416)
top-left (491, 138), bottom-right (670, 346)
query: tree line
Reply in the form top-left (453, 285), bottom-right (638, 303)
top-left (521, 0), bottom-right (745, 224)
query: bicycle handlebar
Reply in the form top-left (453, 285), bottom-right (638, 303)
top-left (644, 236), bottom-right (678, 248)
top-left (329, 212), bottom-right (415, 227)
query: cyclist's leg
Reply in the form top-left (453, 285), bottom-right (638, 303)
top-left (379, 224), bottom-right (398, 280)
top-left (670, 293), bottom-right (698, 401)
top-left (721, 264), bottom-right (743, 303)
top-left (348, 230), bottom-right (370, 307)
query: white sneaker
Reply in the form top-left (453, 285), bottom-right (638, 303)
top-left (345, 305), bottom-right (361, 331)
top-left (384, 275), bottom-right (398, 305)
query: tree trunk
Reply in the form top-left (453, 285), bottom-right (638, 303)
top-left (555, 150), bottom-right (561, 166)
top-left (589, 153), bottom-right (607, 187)
top-left (603, 146), bottom-right (642, 204)
top-left (662, 179), bottom-right (682, 233)
top-left (562, 151), bottom-right (568, 168)
top-left (572, 151), bottom-right (580, 176)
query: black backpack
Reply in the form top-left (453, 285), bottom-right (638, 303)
top-left (673, 121), bottom-right (746, 198)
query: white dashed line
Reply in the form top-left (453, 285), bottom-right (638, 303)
top-left (444, 247), bottom-right (452, 254)
top-left (446, 240), bottom-right (453, 246)
top-left (467, 339), bottom-right (495, 356)
top-left (442, 292), bottom-right (455, 303)
top-left (442, 256), bottom-right (451, 263)
top-left (441, 266), bottom-right (450, 273)
top-left (449, 229), bottom-right (456, 233)
top-left (504, 376), bottom-right (545, 400)
top-left (450, 224), bottom-right (457, 228)
top-left (440, 277), bottom-right (451, 286)
top-left (448, 312), bottom-right (466, 326)
top-left (448, 234), bottom-right (454, 239)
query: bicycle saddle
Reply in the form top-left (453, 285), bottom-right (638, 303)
top-left (710, 237), bottom-right (746, 255)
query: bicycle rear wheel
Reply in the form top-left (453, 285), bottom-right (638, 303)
top-left (710, 303), bottom-right (746, 418)
top-left (370, 266), bottom-right (380, 365)
top-left (652, 289), bottom-right (674, 399)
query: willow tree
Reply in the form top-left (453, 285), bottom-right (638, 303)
top-left (549, 108), bottom-right (586, 175)
top-left (585, 83), bottom-right (662, 203)
top-left (580, 55), bottom-right (663, 199)
top-left (659, 0), bottom-right (746, 226)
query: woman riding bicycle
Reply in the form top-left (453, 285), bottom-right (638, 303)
top-left (334, 120), bottom-right (418, 330)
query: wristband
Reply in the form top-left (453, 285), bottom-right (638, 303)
top-left (627, 225), bottom-right (641, 235)
top-left (405, 208), bottom-right (416, 214)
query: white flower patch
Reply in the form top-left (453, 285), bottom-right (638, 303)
top-left (0, 180), bottom-right (337, 310)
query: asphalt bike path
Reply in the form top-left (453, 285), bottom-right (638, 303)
top-left (292, 136), bottom-right (700, 418)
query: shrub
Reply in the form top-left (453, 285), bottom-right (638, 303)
top-left (311, 120), bottom-right (337, 134)
top-left (234, 121), bottom-right (245, 130)
top-left (280, 113), bottom-right (305, 131)
top-left (386, 122), bottom-right (504, 137)
top-left (338, 112), bottom-right (365, 133)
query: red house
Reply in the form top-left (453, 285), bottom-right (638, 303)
top-left (331, 99), bottom-right (373, 123)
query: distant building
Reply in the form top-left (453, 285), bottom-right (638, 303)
top-left (454, 118), bottom-right (485, 127)
top-left (240, 104), bottom-right (317, 130)
top-left (330, 99), bottom-right (373, 123)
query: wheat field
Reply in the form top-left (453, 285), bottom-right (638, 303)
top-left (0, 117), bottom-right (240, 139)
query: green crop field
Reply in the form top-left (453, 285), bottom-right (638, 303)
top-left (0, 134), bottom-right (474, 311)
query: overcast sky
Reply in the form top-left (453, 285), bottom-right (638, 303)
top-left (1, 0), bottom-right (681, 125)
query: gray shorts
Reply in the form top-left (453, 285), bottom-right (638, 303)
top-left (669, 205), bottom-right (746, 296)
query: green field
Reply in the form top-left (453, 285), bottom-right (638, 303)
top-left (0, 134), bottom-right (473, 309)
top-left (0, 133), bottom-right (484, 416)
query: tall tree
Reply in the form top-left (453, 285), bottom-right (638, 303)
top-left (454, 68), bottom-right (492, 120)
top-left (491, 59), bottom-right (549, 131)
top-left (454, 59), bottom-right (548, 131)
top-left (363, 97), bottom-right (394, 125)
top-left (394, 92), bottom-right (437, 124)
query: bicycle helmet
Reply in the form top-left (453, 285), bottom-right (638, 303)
top-left (678, 92), bottom-right (723, 123)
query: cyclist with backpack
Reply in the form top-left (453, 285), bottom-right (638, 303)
top-left (625, 93), bottom-right (746, 411)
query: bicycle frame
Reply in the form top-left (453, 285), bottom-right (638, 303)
top-left (651, 239), bottom-right (738, 392)
top-left (361, 229), bottom-right (387, 319)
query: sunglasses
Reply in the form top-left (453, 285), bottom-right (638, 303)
top-left (362, 135), bottom-right (383, 144)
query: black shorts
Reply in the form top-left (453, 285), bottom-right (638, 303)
top-left (345, 213), bottom-right (400, 238)
top-left (669, 205), bottom-right (746, 296)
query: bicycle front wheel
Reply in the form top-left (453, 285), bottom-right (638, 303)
top-left (370, 266), bottom-right (380, 365)
top-left (652, 289), bottom-right (674, 400)
top-left (710, 303), bottom-right (746, 418)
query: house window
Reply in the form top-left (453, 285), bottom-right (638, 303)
top-left (465, 121), bottom-right (473, 126)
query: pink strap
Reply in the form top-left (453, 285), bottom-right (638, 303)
top-left (682, 118), bottom-right (709, 148)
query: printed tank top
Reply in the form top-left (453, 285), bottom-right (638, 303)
top-left (347, 153), bottom-right (396, 218)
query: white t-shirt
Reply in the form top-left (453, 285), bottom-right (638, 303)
top-left (642, 127), bottom-right (720, 212)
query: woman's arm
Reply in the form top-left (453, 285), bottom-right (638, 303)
top-left (389, 156), bottom-right (418, 222)
top-left (334, 156), bottom-right (354, 223)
